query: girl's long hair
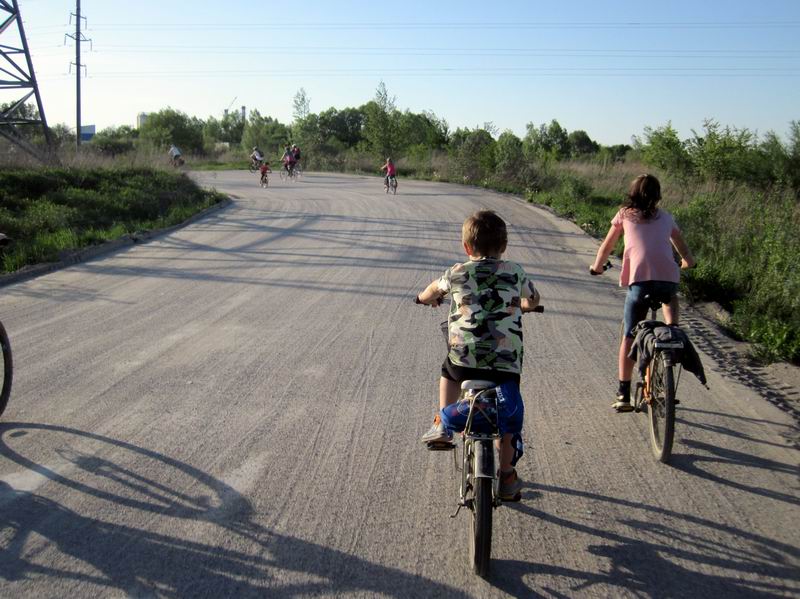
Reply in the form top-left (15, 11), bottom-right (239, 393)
top-left (622, 174), bottom-right (661, 220)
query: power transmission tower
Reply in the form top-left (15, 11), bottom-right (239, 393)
top-left (0, 0), bottom-right (54, 162)
top-left (64, 0), bottom-right (90, 148)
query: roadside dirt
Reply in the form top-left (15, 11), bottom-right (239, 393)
top-left (686, 301), bottom-right (800, 445)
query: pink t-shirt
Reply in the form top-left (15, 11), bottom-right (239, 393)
top-left (611, 208), bottom-right (681, 286)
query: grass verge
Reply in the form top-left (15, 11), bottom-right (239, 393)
top-left (0, 167), bottom-right (226, 273)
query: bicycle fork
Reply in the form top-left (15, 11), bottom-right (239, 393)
top-left (451, 437), bottom-right (497, 518)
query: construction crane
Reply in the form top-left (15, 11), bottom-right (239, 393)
top-left (224, 96), bottom-right (237, 116)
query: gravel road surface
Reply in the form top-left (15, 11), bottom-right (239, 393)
top-left (1, 171), bottom-right (797, 597)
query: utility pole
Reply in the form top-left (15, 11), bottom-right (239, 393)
top-left (0, 0), bottom-right (54, 161)
top-left (65, 0), bottom-right (90, 148)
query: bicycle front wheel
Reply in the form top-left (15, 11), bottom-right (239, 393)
top-left (0, 321), bottom-right (13, 417)
top-left (470, 476), bottom-right (492, 577)
top-left (648, 353), bottom-right (675, 463)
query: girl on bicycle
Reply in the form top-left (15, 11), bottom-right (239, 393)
top-left (590, 174), bottom-right (695, 412)
top-left (381, 158), bottom-right (397, 192)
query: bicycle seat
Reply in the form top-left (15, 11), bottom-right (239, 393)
top-left (460, 380), bottom-right (497, 391)
top-left (642, 292), bottom-right (674, 310)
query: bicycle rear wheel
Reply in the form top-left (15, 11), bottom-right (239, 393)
top-left (470, 476), bottom-right (492, 577)
top-left (0, 321), bottom-right (13, 417)
top-left (648, 353), bottom-right (675, 463)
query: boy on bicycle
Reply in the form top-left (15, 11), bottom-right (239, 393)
top-left (259, 161), bottom-right (272, 185)
top-left (415, 210), bottom-right (540, 499)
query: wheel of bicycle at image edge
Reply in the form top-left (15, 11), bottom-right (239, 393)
top-left (648, 353), bottom-right (676, 462)
top-left (469, 443), bottom-right (493, 577)
top-left (0, 321), bottom-right (13, 417)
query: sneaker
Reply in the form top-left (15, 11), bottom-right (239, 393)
top-left (612, 394), bottom-right (634, 413)
top-left (498, 469), bottom-right (523, 501)
top-left (421, 414), bottom-right (453, 444)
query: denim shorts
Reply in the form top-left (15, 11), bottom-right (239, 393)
top-left (623, 281), bottom-right (679, 338)
top-left (440, 380), bottom-right (524, 436)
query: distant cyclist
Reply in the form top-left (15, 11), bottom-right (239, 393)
top-left (381, 157), bottom-right (397, 192)
top-left (168, 144), bottom-right (183, 167)
top-left (250, 146), bottom-right (264, 168)
top-left (259, 161), bottom-right (272, 186)
top-left (282, 145), bottom-right (297, 176)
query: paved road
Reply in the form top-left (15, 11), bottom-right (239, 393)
top-left (1, 172), bottom-right (797, 597)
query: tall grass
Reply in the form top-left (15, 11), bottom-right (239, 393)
top-left (0, 166), bottom-right (225, 273)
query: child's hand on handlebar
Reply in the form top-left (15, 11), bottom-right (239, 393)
top-left (589, 260), bottom-right (613, 276)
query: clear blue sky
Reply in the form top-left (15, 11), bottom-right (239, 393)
top-left (12, 0), bottom-right (800, 145)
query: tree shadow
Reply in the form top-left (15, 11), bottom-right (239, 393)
top-left (0, 422), bottom-right (467, 597)
top-left (492, 483), bottom-right (799, 597)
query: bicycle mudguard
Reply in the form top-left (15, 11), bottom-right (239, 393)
top-left (473, 440), bottom-right (495, 479)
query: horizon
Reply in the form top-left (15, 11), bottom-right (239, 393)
top-left (7, 0), bottom-right (800, 146)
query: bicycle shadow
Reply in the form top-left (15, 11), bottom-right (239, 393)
top-left (0, 422), bottom-right (467, 597)
top-left (493, 483), bottom-right (798, 597)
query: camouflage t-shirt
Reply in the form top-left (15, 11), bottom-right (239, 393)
top-left (437, 258), bottom-right (537, 373)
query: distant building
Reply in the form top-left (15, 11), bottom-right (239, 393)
top-left (80, 125), bottom-right (95, 142)
top-left (241, 106), bottom-right (246, 120)
top-left (136, 112), bottom-right (148, 128)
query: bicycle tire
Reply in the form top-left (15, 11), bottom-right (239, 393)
top-left (469, 440), bottom-right (493, 578)
top-left (648, 353), bottom-right (675, 463)
top-left (0, 321), bottom-right (13, 417)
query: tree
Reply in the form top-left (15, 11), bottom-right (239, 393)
top-left (495, 131), bottom-right (524, 178)
top-left (455, 128), bottom-right (496, 182)
top-left (292, 88), bottom-right (311, 122)
top-left (637, 122), bottom-right (692, 175)
top-left (362, 81), bottom-right (399, 158)
top-left (523, 119), bottom-right (570, 160)
top-left (396, 110), bottom-right (448, 151)
top-left (568, 130), bottom-right (599, 157)
top-left (90, 125), bottom-right (138, 156)
top-left (138, 108), bottom-right (204, 154)
top-left (241, 110), bottom-right (289, 157)
top-left (317, 106), bottom-right (364, 148)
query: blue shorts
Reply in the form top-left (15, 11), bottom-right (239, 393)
top-left (623, 281), bottom-right (679, 338)
top-left (439, 381), bottom-right (524, 436)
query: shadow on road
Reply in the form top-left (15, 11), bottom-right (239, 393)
top-left (0, 422), bottom-right (466, 597)
top-left (494, 483), bottom-right (799, 597)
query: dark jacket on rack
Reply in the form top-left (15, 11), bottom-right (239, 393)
top-left (628, 320), bottom-right (707, 387)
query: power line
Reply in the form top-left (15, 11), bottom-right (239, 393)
top-left (38, 66), bottom-right (800, 80)
top-left (77, 20), bottom-right (800, 31)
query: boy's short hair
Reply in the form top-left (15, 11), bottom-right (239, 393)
top-left (462, 210), bottom-right (508, 256)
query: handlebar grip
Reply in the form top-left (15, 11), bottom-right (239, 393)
top-left (532, 305), bottom-right (544, 313)
top-left (589, 260), bottom-right (613, 276)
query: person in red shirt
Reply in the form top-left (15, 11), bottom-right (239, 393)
top-left (259, 161), bottom-right (272, 187)
top-left (380, 158), bottom-right (397, 193)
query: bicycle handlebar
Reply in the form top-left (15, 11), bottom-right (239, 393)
top-left (589, 260), bottom-right (613, 276)
top-left (414, 294), bottom-right (543, 313)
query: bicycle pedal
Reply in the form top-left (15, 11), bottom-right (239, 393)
top-left (426, 441), bottom-right (455, 451)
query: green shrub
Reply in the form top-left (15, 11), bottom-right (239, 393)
top-left (0, 167), bottom-right (223, 273)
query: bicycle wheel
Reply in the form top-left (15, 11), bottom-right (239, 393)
top-left (0, 321), bottom-right (13, 417)
top-left (469, 440), bottom-right (493, 577)
top-left (648, 353), bottom-right (675, 463)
